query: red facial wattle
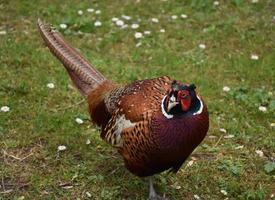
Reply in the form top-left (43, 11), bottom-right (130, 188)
top-left (177, 90), bottom-right (191, 111)
top-left (181, 99), bottom-right (191, 111)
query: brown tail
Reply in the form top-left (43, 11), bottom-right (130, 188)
top-left (37, 19), bottom-right (106, 97)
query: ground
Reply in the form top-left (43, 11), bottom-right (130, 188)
top-left (0, 0), bottom-right (274, 199)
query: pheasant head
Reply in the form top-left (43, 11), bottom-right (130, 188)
top-left (163, 80), bottom-right (203, 117)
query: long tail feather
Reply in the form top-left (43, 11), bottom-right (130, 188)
top-left (37, 18), bottom-right (106, 97)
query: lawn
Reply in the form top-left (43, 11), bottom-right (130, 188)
top-left (0, 0), bottom-right (274, 199)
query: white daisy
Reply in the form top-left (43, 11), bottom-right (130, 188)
top-left (258, 106), bottom-right (267, 112)
top-left (198, 43), bottom-right (206, 49)
top-left (251, 54), bottom-right (259, 60)
top-left (95, 10), bottom-right (101, 15)
top-left (46, 83), bottom-right (55, 89)
top-left (214, 1), bottom-right (220, 6)
top-left (194, 195), bottom-right (201, 200)
top-left (160, 29), bottom-right (165, 33)
top-left (151, 18), bottom-right (159, 23)
top-left (59, 24), bottom-right (67, 29)
top-left (75, 118), bottom-right (84, 124)
top-left (77, 10), bottom-right (83, 15)
top-left (223, 86), bottom-right (231, 92)
top-left (94, 21), bottom-right (102, 27)
top-left (251, 0), bottom-right (258, 3)
top-left (255, 150), bottom-right (264, 157)
top-left (57, 145), bottom-right (67, 151)
top-left (181, 14), bottom-right (188, 19)
top-left (171, 15), bottom-right (178, 20)
top-left (121, 24), bottom-right (128, 29)
top-left (220, 190), bottom-right (228, 196)
top-left (131, 24), bottom-right (139, 29)
top-left (87, 8), bottom-right (94, 13)
top-left (0, 30), bottom-right (7, 35)
top-left (111, 17), bottom-right (119, 22)
top-left (0, 106), bottom-right (10, 112)
top-left (134, 32), bottom-right (143, 39)
top-left (122, 15), bottom-right (131, 20)
top-left (86, 191), bottom-right (92, 198)
top-left (144, 30), bottom-right (151, 35)
top-left (86, 139), bottom-right (91, 145)
top-left (116, 20), bottom-right (124, 27)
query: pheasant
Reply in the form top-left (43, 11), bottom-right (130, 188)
top-left (38, 19), bottom-right (209, 199)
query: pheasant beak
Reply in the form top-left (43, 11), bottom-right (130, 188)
top-left (167, 95), bottom-right (179, 112)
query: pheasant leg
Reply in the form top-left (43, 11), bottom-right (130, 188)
top-left (148, 177), bottom-right (169, 200)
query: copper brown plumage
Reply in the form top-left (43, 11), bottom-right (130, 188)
top-left (38, 19), bottom-right (209, 199)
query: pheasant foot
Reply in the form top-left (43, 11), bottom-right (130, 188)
top-left (148, 177), bottom-right (170, 200)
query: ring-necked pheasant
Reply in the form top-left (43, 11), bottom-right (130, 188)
top-left (38, 19), bottom-right (209, 199)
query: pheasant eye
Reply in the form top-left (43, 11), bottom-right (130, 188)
top-left (182, 93), bottom-right (188, 99)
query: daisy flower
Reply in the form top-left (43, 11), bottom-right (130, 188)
top-left (131, 24), bottom-right (139, 29)
top-left (258, 106), bottom-right (267, 112)
top-left (59, 24), bottom-right (67, 29)
top-left (116, 20), bottom-right (124, 27)
top-left (223, 86), bottom-right (231, 92)
top-left (151, 18), bottom-right (159, 23)
top-left (251, 54), bottom-right (259, 60)
top-left (0, 106), bottom-right (10, 112)
top-left (77, 10), bottom-right (83, 15)
top-left (134, 32), bottom-right (143, 39)
top-left (198, 44), bottom-right (206, 49)
top-left (57, 145), bottom-right (67, 151)
top-left (75, 118), bottom-right (84, 124)
top-left (47, 83), bottom-right (55, 89)
top-left (94, 21), bottom-right (102, 27)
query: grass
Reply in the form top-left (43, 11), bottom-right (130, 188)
top-left (0, 0), bottom-right (274, 199)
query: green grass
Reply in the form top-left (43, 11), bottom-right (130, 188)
top-left (0, 0), bottom-right (274, 199)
